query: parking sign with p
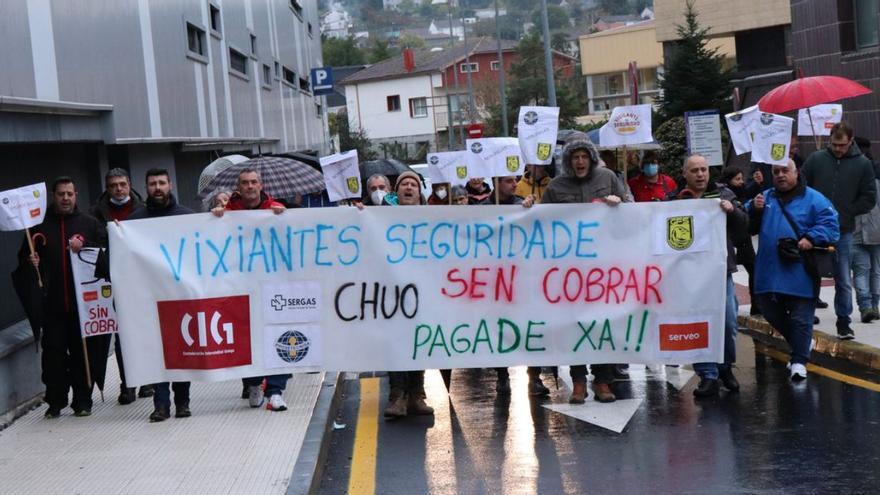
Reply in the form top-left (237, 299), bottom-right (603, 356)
top-left (311, 67), bottom-right (334, 95)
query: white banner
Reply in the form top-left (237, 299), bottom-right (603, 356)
top-left (599, 104), bottom-right (653, 147)
top-left (427, 151), bottom-right (470, 186)
top-left (797, 104), bottom-right (843, 136)
top-left (725, 105), bottom-right (759, 155)
top-left (319, 150), bottom-right (361, 202)
top-left (751, 113), bottom-right (793, 166)
top-left (465, 138), bottom-right (526, 178)
top-left (518, 106), bottom-right (559, 165)
top-left (109, 202), bottom-right (727, 386)
top-left (0, 182), bottom-right (47, 231)
top-left (71, 248), bottom-right (118, 338)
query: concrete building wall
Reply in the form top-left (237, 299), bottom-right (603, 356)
top-left (654, 0), bottom-right (791, 41)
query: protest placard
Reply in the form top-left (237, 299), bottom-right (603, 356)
top-left (427, 151), bottom-right (470, 186)
top-left (598, 104), bottom-right (653, 147)
top-left (725, 105), bottom-right (759, 155)
top-left (465, 138), bottom-right (527, 178)
top-left (518, 106), bottom-right (559, 165)
top-left (0, 182), bottom-right (47, 231)
top-left (71, 248), bottom-right (117, 338)
top-left (751, 113), bottom-right (794, 166)
top-left (319, 150), bottom-right (361, 202)
top-left (797, 104), bottom-right (843, 136)
top-left (110, 202), bottom-right (727, 386)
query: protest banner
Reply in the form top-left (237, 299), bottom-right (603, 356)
top-left (685, 110), bottom-right (723, 166)
top-left (724, 105), bottom-right (759, 155)
top-left (797, 104), bottom-right (843, 136)
top-left (319, 150), bottom-right (361, 202)
top-left (750, 113), bottom-right (794, 166)
top-left (110, 202), bottom-right (727, 386)
top-left (71, 248), bottom-right (117, 338)
top-left (427, 151), bottom-right (470, 186)
top-left (465, 138), bottom-right (527, 178)
top-left (518, 106), bottom-right (559, 165)
top-left (598, 104), bottom-right (653, 147)
top-left (0, 182), bottom-right (47, 231)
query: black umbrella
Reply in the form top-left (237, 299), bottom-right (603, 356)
top-left (73, 248), bottom-right (114, 393)
top-left (10, 259), bottom-right (45, 351)
top-left (360, 158), bottom-right (415, 182)
top-left (274, 151), bottom-right (322, 172)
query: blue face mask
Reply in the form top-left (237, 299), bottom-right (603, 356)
top-left (643, 163), bottom-right (659, 177)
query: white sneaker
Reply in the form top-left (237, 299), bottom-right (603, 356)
top-left (248, 385), bottom-right (264, 408)
top-left (266, 394), bottom-right (287, 411)
top-left (790, 363), bottom-right (807, 381)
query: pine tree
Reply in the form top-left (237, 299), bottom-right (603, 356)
top-left (656, 0), bottom-right (732, 122)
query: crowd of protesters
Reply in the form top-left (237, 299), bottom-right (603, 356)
top-left (18, 120), bottom-right (878, 422)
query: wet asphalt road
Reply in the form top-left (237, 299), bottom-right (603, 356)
top-left (319, 335), bottom-right (880, 494)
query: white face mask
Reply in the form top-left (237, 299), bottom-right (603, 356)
top-left (371, 190), bottom-right (387, 205)
top-left (109, 195), bottom-right (130, 206)
top-left (435, 188), bottom-right (448, 200)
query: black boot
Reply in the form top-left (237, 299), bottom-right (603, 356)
top-left (719, 368), bottom-right (740, 392)
top-left (693, 377), bottom-right (720, 398)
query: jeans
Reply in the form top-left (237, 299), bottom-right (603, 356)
top-left (570, 364), bottom-right (615, 385)
top-left (757, 293), bottom-right (816, 364)
top-left (154, 381), bottom-right (190, 408)
top-left (833, 232), bottom-right (854, 324)
top-left (243, 374), bottom-right (291, 396)
top-left (851, 243), bottom-right (880, 311)
top-left (694, 275), bottom-right (738, 379)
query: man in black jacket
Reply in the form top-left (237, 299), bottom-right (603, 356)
top-left (803, 122), bottom-right (876, 340)
top-left (89, 168), bottom-right (150, 405)
top-left (21, 177), bottom-right (109, 418)
top-left (128, 168), bottom-right (195, 421)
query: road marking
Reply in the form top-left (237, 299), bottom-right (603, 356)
top-left (348, 377), bottom-right (379, 495)
top-left (544, 399), bottom-right (643, 433)
top-left (757, 346), bottom-right (880, 393)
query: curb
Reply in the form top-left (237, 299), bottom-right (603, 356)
top-left (738, 315), bottom-right (880, 372)
top-left (286, 371), bottom-right (345, 495)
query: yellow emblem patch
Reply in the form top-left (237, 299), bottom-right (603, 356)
top-left (101, 285), bottom-right (112, 298)
top-left (667, 216), bottom-right (694, 251)
top-left (537, 143), bottom-right (552, 161)
top-left (346, 177), bottom-right (359, 194)
top-left (770, 143), bottom-right (786, 161)
top-left (456, 166), bottom-right (467, 179)
top-left (506, 156), bottom-right (520, 172)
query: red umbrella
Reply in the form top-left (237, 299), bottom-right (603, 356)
top-left (757, 75), bottom-right (872, 114)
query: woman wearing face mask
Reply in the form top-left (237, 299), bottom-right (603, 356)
top-left (627, 150), bottom-right (678, 202)
top-left (427, 183), bottom-right (450, 205)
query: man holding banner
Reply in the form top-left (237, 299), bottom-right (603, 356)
top-left (20, 177), bottom-right (107, 418)
top-left (541, 135), bottom-right (628, 404)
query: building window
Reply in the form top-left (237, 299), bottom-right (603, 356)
top-left (290, 0), bottom-right (303, 17)
top-left (262, 64), bottom-right (272, 88)
top-left (282, 66), bottom-right (296, 85)
top-left (409, 97), bottom-right (428, 118)
top-left (459, 62), bottom-right (478, 73)
top-left (250, 34), bottom-right (258, 56)
top-left (299, 76), bottom-right (311, 93)
top-left (316, 102), bottom-right (323, 117)
top-left (186, 23), bottom-right (206, 57)
top-left (229, 48), bottom-right (248, 76)
top-left (854, 0), bottom-right (879, 49)
top-left (593, 72), bottom-right (625, 97)
top-left (490, 60), bottom-right (500, 71)
top-left (387, 95), bottom-right (401, 112)
top-left (274, 61), bottom-right (281, 79)
top-left (209, 3), bottom-right (221, 33)
top-left (308, 22), bottom-right (314, 37)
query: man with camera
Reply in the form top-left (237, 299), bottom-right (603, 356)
top-left (747, 160), bottom-right (839, 380)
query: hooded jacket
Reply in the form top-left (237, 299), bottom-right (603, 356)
top-left (90, 189), bottom-right (144, 224)
top-left (541, 137), bottom-right (628, 204)
top-left (802, 142), bottom-right (875, 233)
top-left (514, 171), bottom-right (551, 202)
top-left (854, 177), bottom-right (880, 245)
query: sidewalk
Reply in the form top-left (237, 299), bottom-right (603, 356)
top-left (734, 270), bottom-right (880, 373)
top-left (0, 354), bottom-right (337, 494)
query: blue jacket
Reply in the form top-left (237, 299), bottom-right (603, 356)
top-left (746, 185), bottom-right (839, 298)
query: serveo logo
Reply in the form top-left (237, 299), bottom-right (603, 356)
top-left (157, 295), bottom-right (252, 369)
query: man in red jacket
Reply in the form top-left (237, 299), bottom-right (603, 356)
top-left (212, 169), bottom-right (288, 411)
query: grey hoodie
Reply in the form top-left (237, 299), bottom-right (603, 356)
top-left (541, 137), bottom-right (629, 204)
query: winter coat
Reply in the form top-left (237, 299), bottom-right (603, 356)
top-left (746, 184), bottom-right (840, 298)
top-left (514, 172), bottom-right (551, 202)
top-left (802, 142), bottom-right (875, 233)
top-left (90, 190), bottom-right (144, 224)
top-left (628, 173), bottom-right (677, 202)
top-left (224, 191), bottom-right (284, 211)
top-left (19, 206), bottom-right (106, 314)
top-left (128, 193), bottom-right (194, 219)
top-left (853, 178), bottom-right (880, 245)
top-left (541, 137), bottom-right (629, 205)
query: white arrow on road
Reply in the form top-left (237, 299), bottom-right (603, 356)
top-left (543, 399), bottom-right (643, 434)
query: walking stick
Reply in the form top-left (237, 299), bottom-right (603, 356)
top-left (530, 164), bottom-right (537, 197)
top-left (81, 337), bottom-right (93, 392)
top-left (25, 228), bottom-right (43, 287)
top-left (493, 177), bottom-right (500, 205)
